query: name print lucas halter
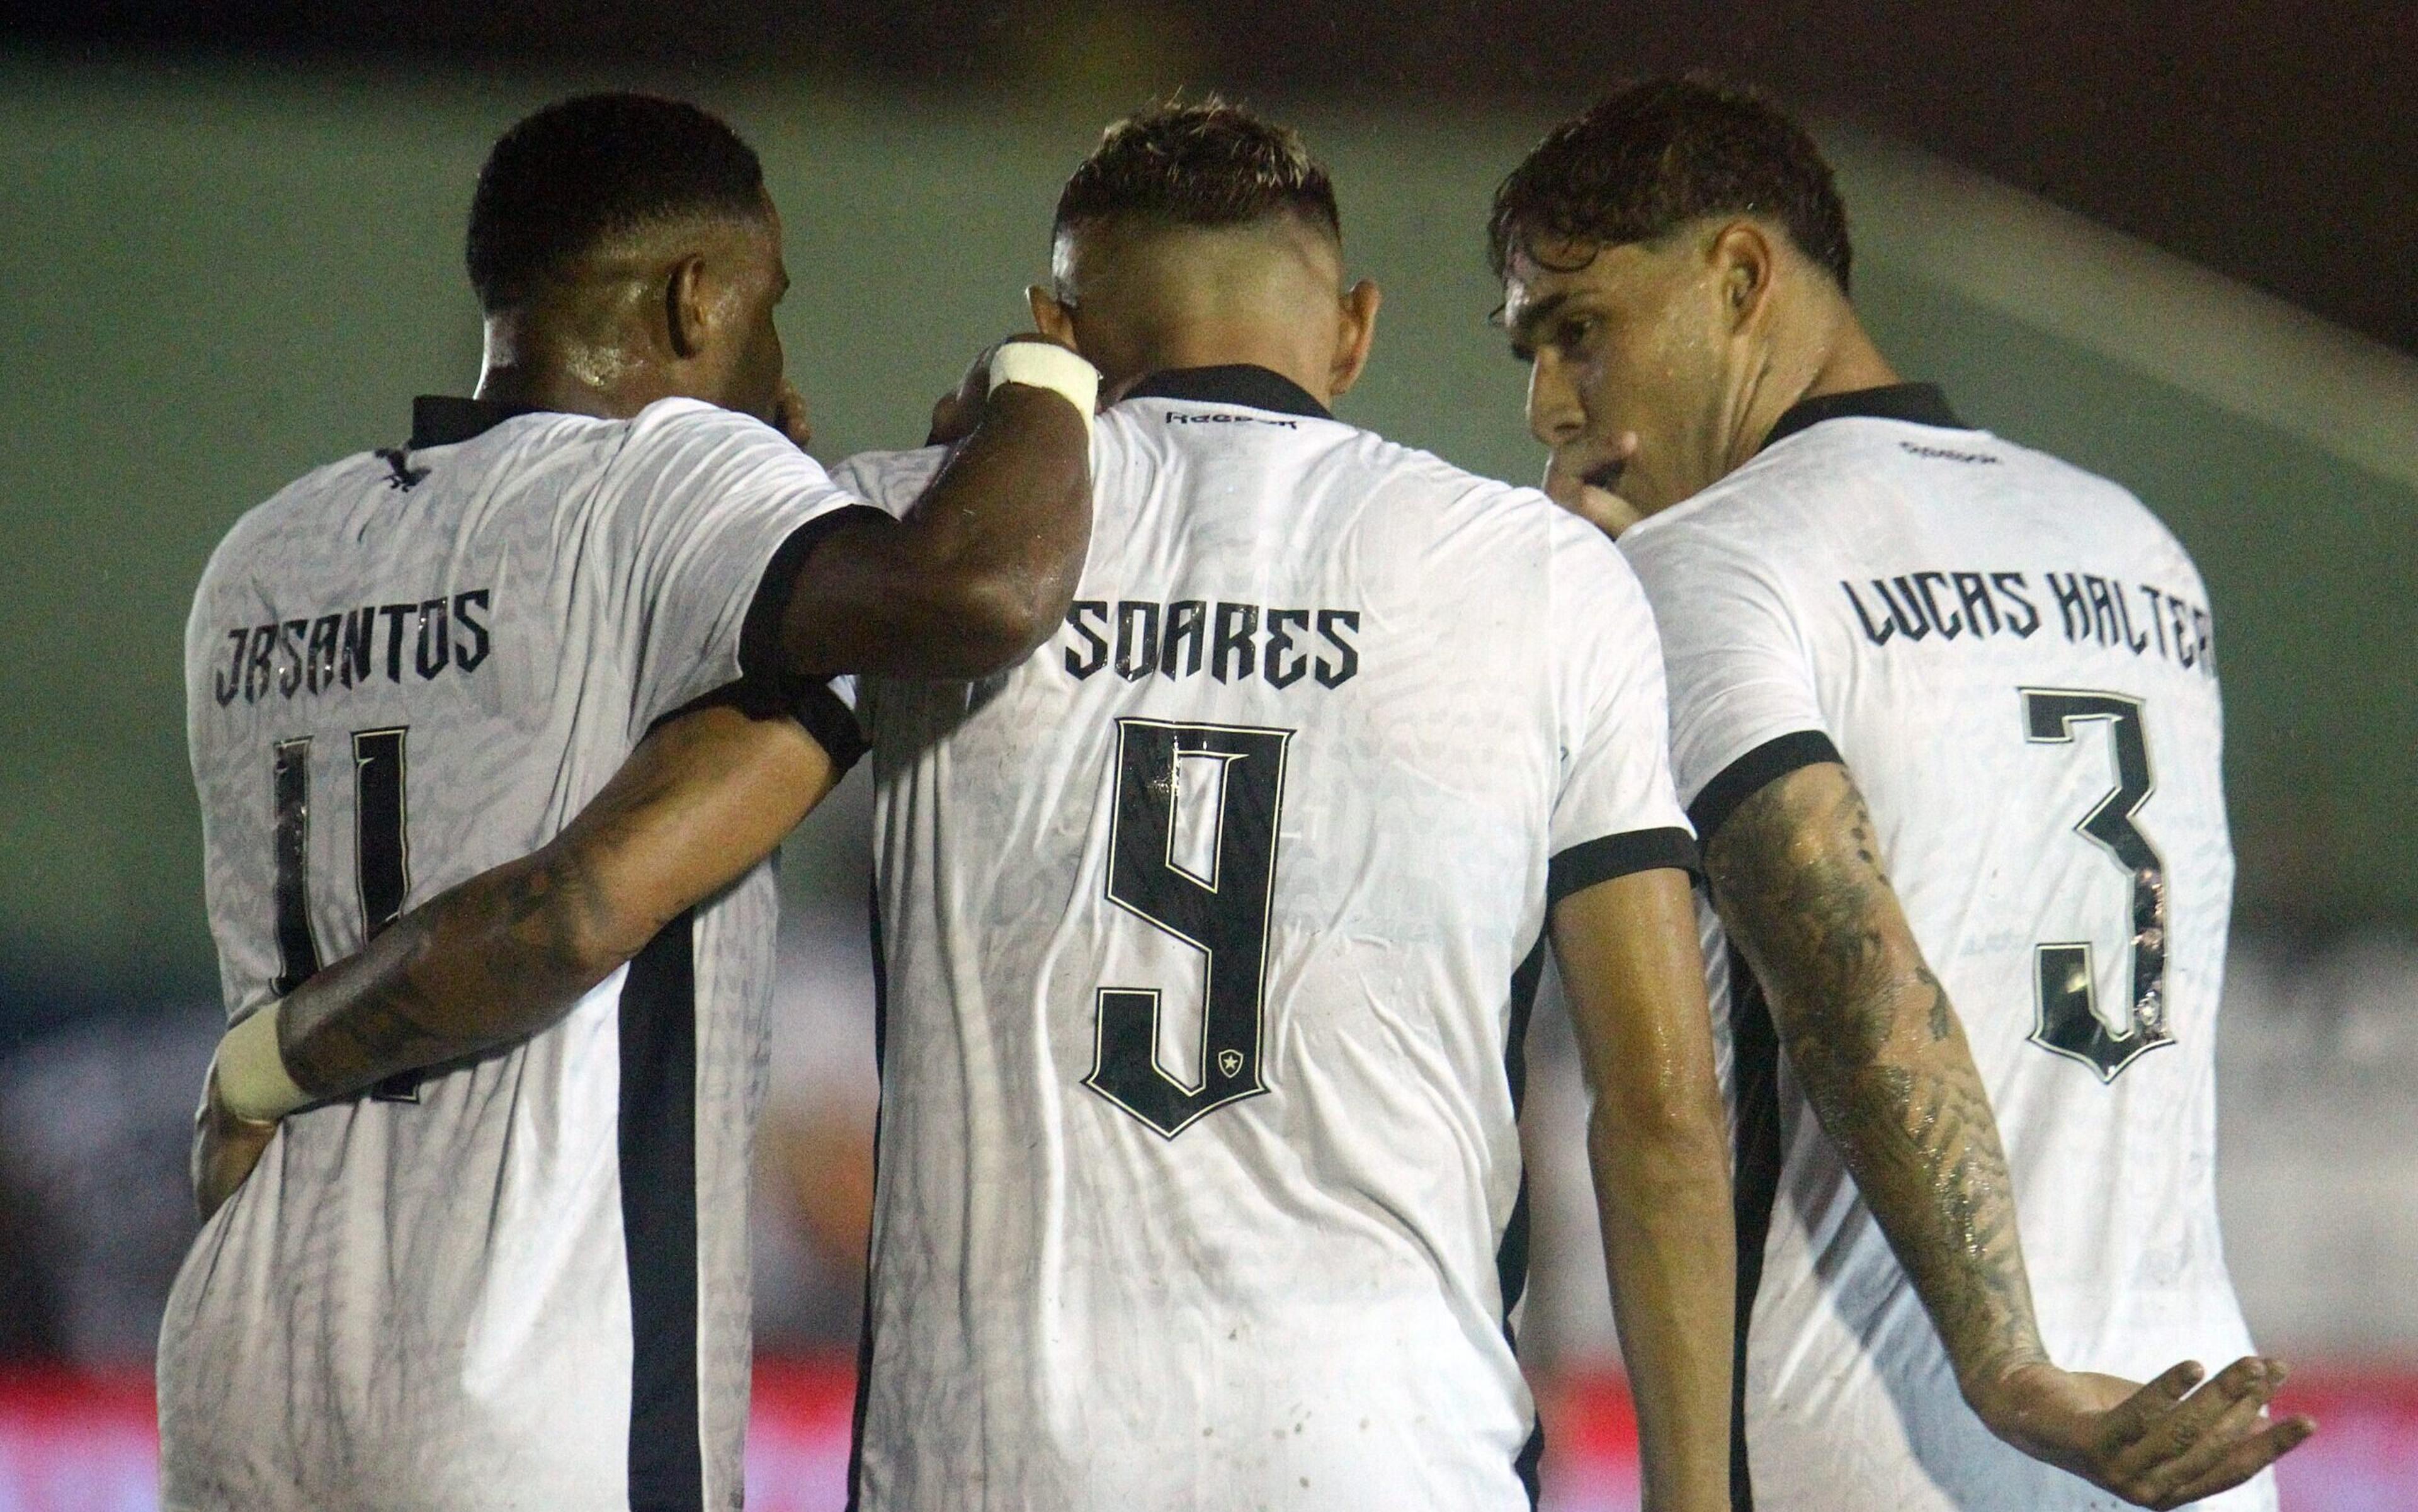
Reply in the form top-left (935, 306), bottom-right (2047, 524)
top-left (1497, 77), bottom-right (2310, 1512)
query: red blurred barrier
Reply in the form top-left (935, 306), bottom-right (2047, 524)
top-left (0, 1361), bottom-right (2409, 1509)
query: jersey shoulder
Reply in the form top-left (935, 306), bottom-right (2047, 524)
top-left (196, 450), bottom-right (392, 596)
top-left (830, 443), bottom-right (946, 520)
top-left (1989, 434), bottom-right (2211, 586)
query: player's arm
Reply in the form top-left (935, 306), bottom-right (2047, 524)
top-left (768, 338), bottom-right (1096, 679)
top-left (1705, 759), bottom-right (2313, 1508)
top-left (1550, 866), bottom-right (1734, 1512)
top-left (196, 703), bottom-right (832, 1219)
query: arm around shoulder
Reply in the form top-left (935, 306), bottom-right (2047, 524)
top-left (767, 343), bottom-right (1098, 679)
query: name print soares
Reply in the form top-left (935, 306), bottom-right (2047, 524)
top-left (1063, 597), bottom-right (1362, 689)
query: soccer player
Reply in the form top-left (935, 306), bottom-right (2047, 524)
top-left (163, 93), bottom-right (1094, 1512)
top-left (230, 101), bottom-right (1741, 1509)
top-left (829, 101), bottom-right (1733, 1510)
top-left (1491, 79), bottom-right (2315, 1511)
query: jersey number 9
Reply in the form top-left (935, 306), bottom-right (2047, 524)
top-left (1087, 719), bottom-right (1292, 1138)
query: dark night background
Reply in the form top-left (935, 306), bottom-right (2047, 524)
top-left (11, 0), bottom-right (2415, 355)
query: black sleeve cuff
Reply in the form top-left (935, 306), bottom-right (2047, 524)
top-left (737, 503), bottom-right (891, 683)
top-left (649, 676), bottom-right (870, 774)
top-left (1548, 826), bottom-right (1702, 906)
top-left (1686, 730), bottom-right (1843, 843)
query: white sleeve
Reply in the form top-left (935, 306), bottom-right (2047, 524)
top-left (1543, 509), bottom-right (1700, 904)
top-left (1619, 514), bottom-right (1840, 842)
top-left (830, 445), bottom-right (951, 521)
top-left (599, 399), bottom-right (885, 739)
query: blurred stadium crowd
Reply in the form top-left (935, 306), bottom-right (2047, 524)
top-left (6, 908), bottom-right (2415, 1374)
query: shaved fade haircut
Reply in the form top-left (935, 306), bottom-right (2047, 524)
top-left (1488, 76), bottom-right (1853, 292)
top-left (1053, 98), bottom-right (1341, 242)
top-left (467, 92), bottom-right (768, 312)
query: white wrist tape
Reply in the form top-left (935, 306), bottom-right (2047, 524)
top-left (216, 1002), bottom-right (309, 1122)
top-left (986, 342), bottom-right (1099, 438)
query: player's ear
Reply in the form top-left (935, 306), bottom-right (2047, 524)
top-left (1327, 279), bottom-right (1382, 399)
top-left (1028, 285), bottom-right (1078, 346)
top-left (1711, 222), bottom-right (1774, 336)
top-left (665, 254), bottom-right (712, 361)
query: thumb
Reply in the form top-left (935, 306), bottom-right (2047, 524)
top-left (773, 380), bottom-right (812, 451)
top-left (1543, 436), bottom-right (1645, 538)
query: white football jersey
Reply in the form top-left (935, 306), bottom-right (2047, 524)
top-left (1618, 385), bottom-right (2270, 1512)
top-left (163, 395), bottom-right (873, 1512)
top-left (831, 366), bottom-right (1694, 1511)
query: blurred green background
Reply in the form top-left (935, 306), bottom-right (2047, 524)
top-left (3, 55), bottom-right (2412, 1009)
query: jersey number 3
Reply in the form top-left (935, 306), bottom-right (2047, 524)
top-left (1089, 719), bottom-right (1291, 1138)
top-left (2022, 690), bottom-right (2172, 1081)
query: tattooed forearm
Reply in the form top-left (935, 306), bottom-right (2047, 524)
top-left (276, 841), bottom-right (635, 1101)
top-left (266, 703), bottom-right (836, 1108)
top-left (1706, 763), bottom-right (2047, 1393)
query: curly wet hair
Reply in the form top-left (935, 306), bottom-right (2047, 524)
top-left (1488, 77), bottom-right (1851, 291)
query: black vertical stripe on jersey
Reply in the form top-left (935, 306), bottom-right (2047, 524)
top-left (621, 911), bottom-right (704, 1512)
top-left (1726, 945), bottom-right (1785, 1512)
top-left (1502, 934), bottom-right (1549, 1509)
top-left (270, 736), bottom-right (321, 995)
top-left (351, 728), bottom-right (410, 936)
top-left (844, 887), bottom-right (889, 1512)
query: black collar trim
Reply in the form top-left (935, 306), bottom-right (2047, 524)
top-left (409, 395), bottom-right (552, 449)
top-left (1759, 382), bottom-right (1965, 453)
top-left (1121, 365), bottom-right (1334, 421)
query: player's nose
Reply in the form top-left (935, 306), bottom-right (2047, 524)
top-left (1524, 352), bottom-right (1586, 448)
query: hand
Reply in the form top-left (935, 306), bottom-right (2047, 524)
top-left (1543, 433), bottom-right (1645, 538)
top-left (1969, 1356), bottom-right (2316, 1509)
top-left (926, 333), bottom-right (1085, 446)
top-left (192, 1064), bottom-right (280, 1224)
top-left (773, 378), bottom-right (813, 451)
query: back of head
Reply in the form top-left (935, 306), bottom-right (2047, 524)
top-left (467, 93), bottom-right (767, 313)
top-left (1053, 98), bottom-right (1340, 247)
top-left (1043, 99), bottom-right (1374, 401)
top-left (1487, 76), bottom-right (1851, 293)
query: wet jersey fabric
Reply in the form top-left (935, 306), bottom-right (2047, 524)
top-left (1618, 385), bottom-right (2270, 1512)
top-left (831, 366), bottom-right (1695, 1511)
top-left (164, 395), bottom-right (871, 1512)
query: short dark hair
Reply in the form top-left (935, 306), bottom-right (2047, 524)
top-left (1053, 98), bottom-right (1341, 242)
top-left (1488, 77), bottom-right (1852, 292)
top-left (465, 93), bottom-right (768, 312)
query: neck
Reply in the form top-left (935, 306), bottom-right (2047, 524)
top-left (1796, 314), bottom-right (1902, 407)
top-left (1742, 307), bottom-right (1901, 455)
top-left (472, 314), bottom-right (669, 421)
top-left (1121, 326), bottom-right (1337, 406)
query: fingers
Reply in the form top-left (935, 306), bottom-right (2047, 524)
top-left (997, 331), bottom-right (1078, 354)
top-left (2143, 1381), bottom-right (2305, 1507)
top-left (926, 389), bottom-right (977, 447)
top-left (2104, 1356), bottom-right (2298, 1508)
top-left (2154, 1413), bottom-right (2317, 1508)
top-left (2104, 1360), bottom-right (2206, 1438)
top-left (1542, 435), bottom-right (1645, 537)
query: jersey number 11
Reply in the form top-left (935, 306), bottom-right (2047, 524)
top-left (270, 727), bottom-right (420, 1100)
